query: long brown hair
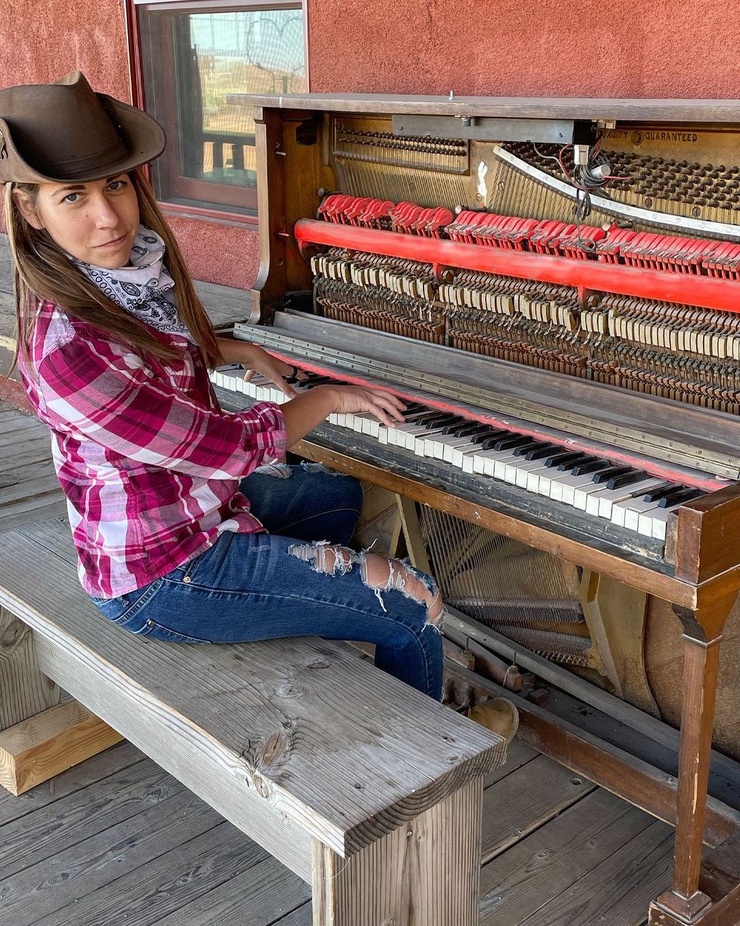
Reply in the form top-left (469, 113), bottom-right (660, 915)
top-left (5, 168), bottom-right (221, 370)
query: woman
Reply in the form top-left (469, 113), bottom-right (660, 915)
top-left (1, 70), bottom-right (445, 701)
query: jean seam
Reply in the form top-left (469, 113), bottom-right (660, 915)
top-left (110, 578), bottom-right (163, 625)
top-left (159, 578), bottom-right (435, 692)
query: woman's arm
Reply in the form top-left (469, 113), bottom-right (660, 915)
top-left (216, 338), bottom-right (298, 397)
top-left (215, 338), bottom-right (407, 445)
top-left (280, 384), bottom-right (406, 448)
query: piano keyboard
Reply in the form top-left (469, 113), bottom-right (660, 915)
top-left (210, 365), bottom-right (706, 544)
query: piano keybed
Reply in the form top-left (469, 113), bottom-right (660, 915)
top-left (211, 363), bottom-right (708, 552)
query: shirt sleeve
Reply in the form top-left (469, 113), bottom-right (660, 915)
top-left (35, 332), bottom-right (287, 480)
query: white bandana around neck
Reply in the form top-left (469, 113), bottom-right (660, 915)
top-left (72, 226), bottom-right (194, 342)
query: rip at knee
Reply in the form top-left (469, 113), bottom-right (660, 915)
top-left (288, 540), bottom-right (359, 575)
top-left (361, 553), bottom-right (445, 628)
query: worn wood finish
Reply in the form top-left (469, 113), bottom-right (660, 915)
top-left (0, 699), bottom-right (122, 795)
top-left (676, 487), bottom-right (740, 584)
top-left (0, 604), bottom-right (60, 730)
top-left (291, 437), bottom-right (698, 607)
top-left (447, 661), bottom-right (740, 848)
top-left (0, 727), bottom-right (681, 926)
top-left (240, 93), bottom-right (740, 123)
top-left (480, 789), bottom-right (663, 925)
top-left (311, 779), bottom-right (482, 926)
top-left (0, 516), bottom-right (505, 923)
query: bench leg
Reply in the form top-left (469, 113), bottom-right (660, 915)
top-left (311, 779), bottom-right (483, 926)
top-left (0, 607), bottom-right (122, 794)
top-left (0, 605), bottom-right (61, 727)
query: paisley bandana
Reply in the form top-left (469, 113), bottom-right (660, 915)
top-left (73, 226), bottom-right (194, 341)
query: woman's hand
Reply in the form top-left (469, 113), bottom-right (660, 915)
top-left (216, 339), bottom-right (299, 397)
top-left (281, 384), bottom-right (406, 448)
top-left (327, 385), bottom-right (406, 427)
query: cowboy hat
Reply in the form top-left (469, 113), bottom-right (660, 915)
top-left (0, 70), bottom-right (166, 184)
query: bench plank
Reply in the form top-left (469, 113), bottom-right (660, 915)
top-left (312, 778), bottom-right (482, 926)
top-left (0, 517), bottom-right (505, 883)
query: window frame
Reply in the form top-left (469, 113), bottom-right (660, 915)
top-left (124, 0), bottom-right (310, 224)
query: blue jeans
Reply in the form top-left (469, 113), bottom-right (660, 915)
top-left (92, 463), bottom-right (444, 700)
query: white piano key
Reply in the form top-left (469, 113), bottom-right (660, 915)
top-left (442, 435), bottom-right (481, 464)
top-left (549, 469), bottom-right (598, 504)
top-left (592, 478), bottom-right (665, 520)
top-left (572, 479), bottom-right (614, 511)
top-left (637, 505), bottom-right (674, 540)
top-left (612, 494), bottom-right (666, 532)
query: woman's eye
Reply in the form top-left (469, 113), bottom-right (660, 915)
top-left (62, 192), bottom-right (80, 204)
top-left (108, 179), bottom-right (127, 192)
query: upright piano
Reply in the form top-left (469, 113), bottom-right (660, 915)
top-left (214, 91), bottom-right (740, 924)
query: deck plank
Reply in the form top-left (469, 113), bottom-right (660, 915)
top-left (0, 788), bottom-right (223, 926)
top-left (479, 788), bottom-right (656, 925)
top-left (0, 761), bottom-right (184, 880)
top-left (482, 753), bottom-right (596, 862)
top-left (156, 854), bottom-right (310, 926)
top-left (517, 819), bottom-right (673, 926)
top-left (32, 822), bottom-right (269, 926)
top-left (0, 741), bottom-right (145, 824)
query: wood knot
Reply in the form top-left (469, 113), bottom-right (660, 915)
top-left (252, 773), bottom-right (271, 799)
top-left (307, 658), bottom-right (330, 669)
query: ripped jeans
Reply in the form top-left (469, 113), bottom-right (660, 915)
top-left (91, 463), bottom-right (444, 700)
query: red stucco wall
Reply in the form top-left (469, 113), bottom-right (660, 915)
top-left (0, 0), bottom-right (259, 290)
top-left (3, 0), bottom-right (738, 290)
top-left (308, 0), bottom-right (740, 99)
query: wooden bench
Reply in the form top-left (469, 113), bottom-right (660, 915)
top-left (0, 516), bottom-right (506, 925)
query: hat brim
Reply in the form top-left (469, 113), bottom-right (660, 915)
top-left (0, 93), bottom-right (166, 184)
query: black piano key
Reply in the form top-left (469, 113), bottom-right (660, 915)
top-left (591, 465), bottom-right (634, 485)
top-left (489, 434), bottom-right (536, 452)
top-left (570, 459), bottom-right (612, 477)
top-left (448, 420), bottom-right (488, 438)
top-left (440, 417), bottom-right (472, 435)
top-left (513, 440), bottom-right (552, 457)
top-left (605, 471), bottom-right (648, 490)
top-left (642, 483), bottom-right (682, 504)
top-left (467, 424), bottom-right (501, 442)
top-left (555, 452), bottom-right (593, 471)
top-left (657, 487), bottom-right (704, 509)
top-left (525, 443), bottom-right (561, 461)
top-left (543, 450), bottom-right (586, 469)
top-left (419, 412), bottom-right (459, 428)
top-left (403, 408), bottom-right (436, 423)
top-left (473, 429), bottom-right (509, 447)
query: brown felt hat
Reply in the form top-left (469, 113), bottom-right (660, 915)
top-left (0, 70), bottom-right (166, 184)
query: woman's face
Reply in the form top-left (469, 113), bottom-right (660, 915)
top-left (14, 173), bottom-right (140, 269)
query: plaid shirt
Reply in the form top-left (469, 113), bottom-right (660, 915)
top-left (19, 300), bottom-right (287, 599)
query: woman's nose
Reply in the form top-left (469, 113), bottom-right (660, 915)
top-left (93, 196), bottom-right (119, 227)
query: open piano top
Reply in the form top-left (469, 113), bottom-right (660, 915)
top-left (210, 91), bottom-right (740, 596)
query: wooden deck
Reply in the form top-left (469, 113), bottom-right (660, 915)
top-left (0, 378), bottom-right (675, 924)
top-left (0, 736), bottom-right (672, 925)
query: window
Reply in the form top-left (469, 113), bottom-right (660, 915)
top-left (130, 0), bottom-right (307, 218)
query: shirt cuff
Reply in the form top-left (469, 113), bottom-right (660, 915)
top-left (244, 401), bottom-right (288, 465)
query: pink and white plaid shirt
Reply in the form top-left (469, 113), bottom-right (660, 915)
top-left (19, 299), bottom-right (287, 599)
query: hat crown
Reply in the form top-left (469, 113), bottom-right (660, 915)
top-left (0, 70), bottom-right (166, 184)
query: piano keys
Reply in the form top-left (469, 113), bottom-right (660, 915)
top-left (211, 363), bottom-right (706, 544)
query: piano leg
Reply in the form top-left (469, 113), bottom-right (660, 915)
top-left (649, 592), bottom-right (739, 925)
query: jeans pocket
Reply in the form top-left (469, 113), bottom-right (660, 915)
top-left (91, 579), bottom-right (163, 633)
